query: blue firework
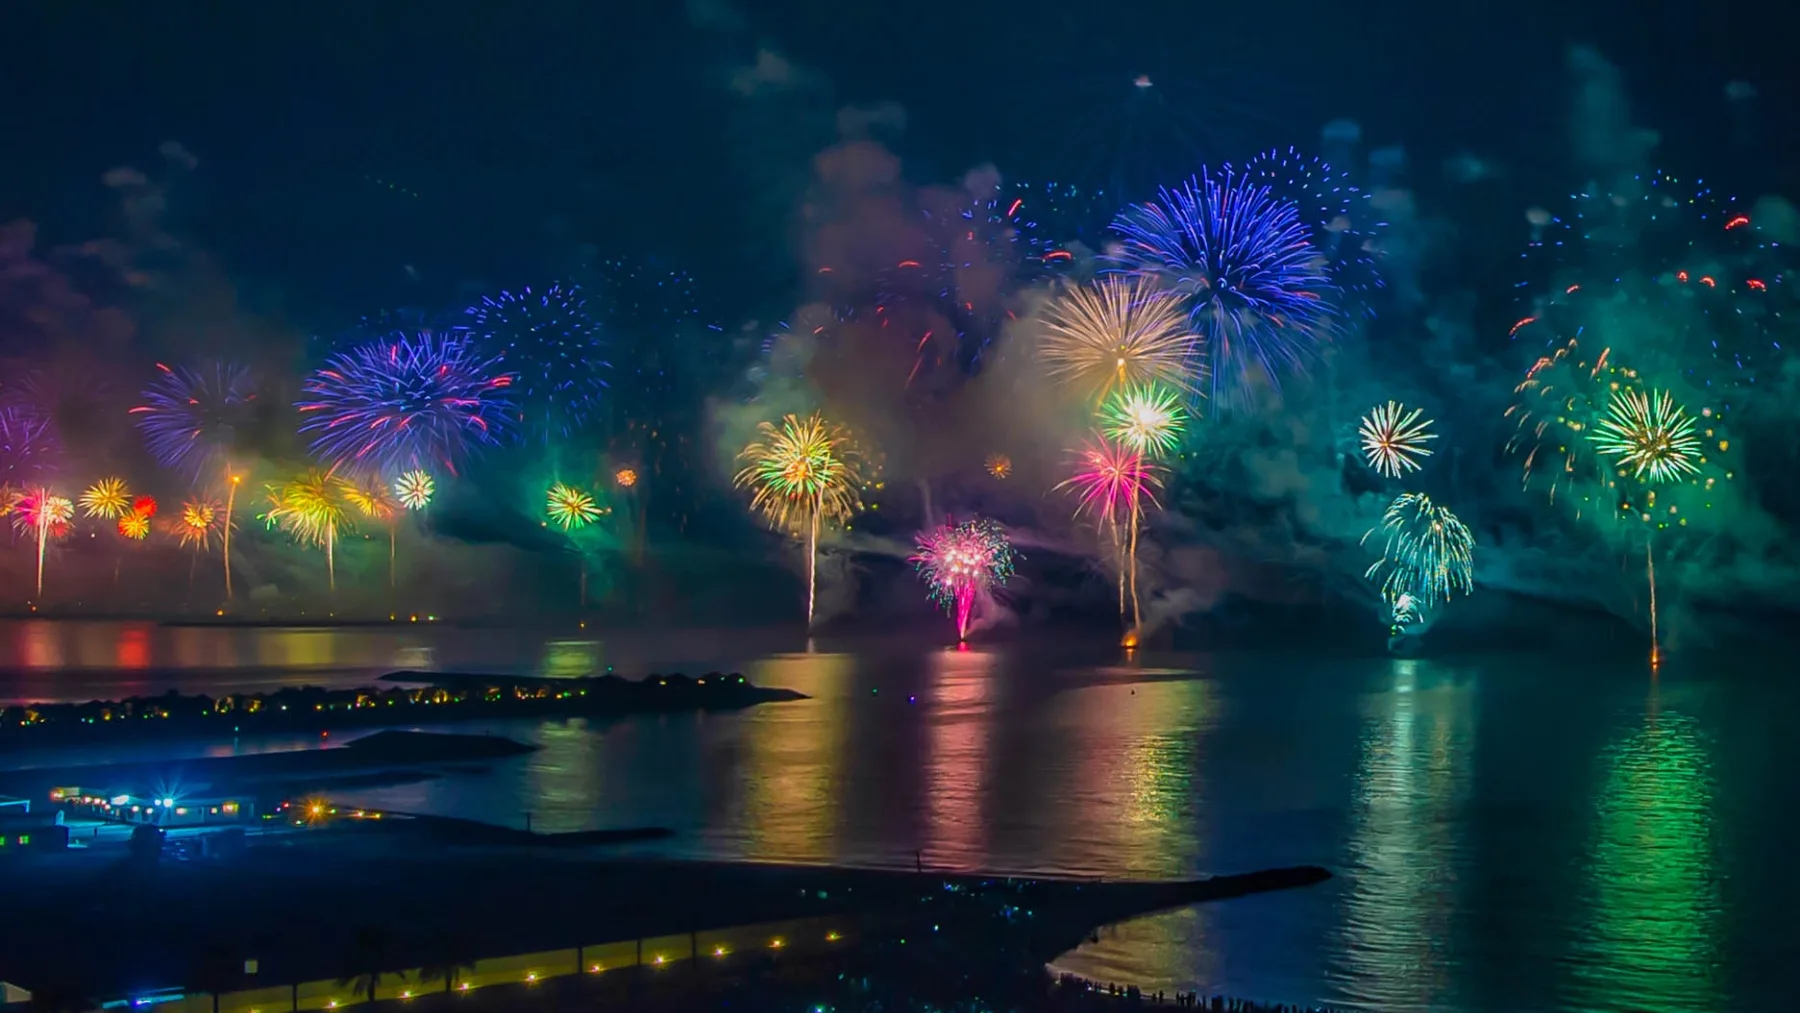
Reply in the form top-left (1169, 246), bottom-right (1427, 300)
top-left (297, 333), bottom-right (517, 474)
top-left (1107, 169), bottom-right (1339, 409)
top-left (0, 404), bottom-right (59, 482)
top-left (129, 362), bottom-right (258, 479)
top-left (463, 283), bottom-right (608, 439)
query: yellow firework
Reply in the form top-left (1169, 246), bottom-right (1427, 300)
top-left (546, 482), bottom-right (603, 530)
top-left (985, 453), bottom-right (1013, 479)
top-left (1037, 276), bottom-right (1199, 401)
top-left (1358, 401), bottom-right (1437, 478)
top-left (343, 477), bottom-right (397, 521)
top-left (734, 412), bottom-right (864, 536)
top-left (81, 477), bottom-right (133, 519)
top-left (117, 511), bottom-right (151, 540)
top-left (177, 499), bottom-right (222, 551)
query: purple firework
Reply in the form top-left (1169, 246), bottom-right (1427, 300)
top-left (1106, 158), bottom-right (1372, 410)
top-left (130, 361), bottom-right (257, 479)
top-left (0, 404), bottom-right (59, 482)
top-left (463, 283), bottom-right (608, 439)
top-left (297, 333), bottom-right (517, 475)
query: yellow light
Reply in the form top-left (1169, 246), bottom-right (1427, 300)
top-left (459, 983), bottom-right (469, 991)
top-left (526, 972), bottom-right (537, 982)
top-left (589, 964), bottom-right (601, 972)
top-left (826, 931), bottom-right (841, 942)
top-left (770, 938), bottom-right (784, 949)
top-left (401, 992), bottom-right (411, 1000)
top-left (654, 955), bottom-right (665, 965)
top-left (713, 946), bottom-right (727, 957)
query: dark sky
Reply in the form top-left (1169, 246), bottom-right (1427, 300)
top-left (2, 0), bottom-right (1794, 320)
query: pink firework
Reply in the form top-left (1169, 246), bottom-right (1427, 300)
top-left (910, 517), bottom-right (1017, 640)
top-left (1057, 434), bottom-right (1163, 632)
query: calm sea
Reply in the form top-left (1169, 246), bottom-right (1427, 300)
top-left (2, 619), bottom-right (1790, 1012)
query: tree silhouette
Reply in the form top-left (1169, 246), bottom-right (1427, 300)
top-left (337, 926), bottom-right (396, 1002)
top-left (419, 931), bottom-right (480, 994)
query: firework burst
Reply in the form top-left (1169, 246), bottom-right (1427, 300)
top-left (393, 470), bottom-right (434, 511)
top-left (911, 517), bottom-right (1018, 639)
top-left (1358, 402), bottom-right (1437, 479)
top-left (1107, 167), bottom-right (1341, 408)
top-left (12, 488), bottom-right (74, 598)
top-left (1363, 493), bottom-right (1475, 609)
top-left (1100, 384), bottom-right (1188, 458)
top-left (129, 362), bottom-right (256, 479)
top-left (117, 511), bottom-right (151, 540)
top-left (734, 412), bottom-right (865, 625)
top-left (463, 283), bottom-right (609, 439)
top-left (546, 483), bottom-right (603, 531)
top-left (297, 334), bottom-right (516, 475)
top-left (175, 499), bottom-right (223, 551)
top-left (80, 477), bottom-right (132, 519)
top-left (0, 405), bottom-right (59, 483)
top-left (1589, 388), bottom-right (1704, 484)
top-left (1036, 276), bottom-right (1199, 402)
top-left (985, 453), bottom-right (1013, 479)
top-left (263, 471), bottom-right (354, 591)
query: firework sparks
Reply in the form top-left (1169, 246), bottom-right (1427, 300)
top-left (393, 470), bottom-right (435, 511)
top-left (985, 453), bottom-right (1013, 479)
top-left (80, 477), bottom-right (132, 519)
top-left (175, 499), bottom-right (222, 551)
top-left (13, 488), bottom-right (74, 598)
top-left (463, 283), bottom-right (609, 439)
top-left (129, 362), bottom-right (256, 479)
top-left (1107, 163), bottom-right (1355, 408)
top-left (734, 412), bottom-right (865, 625)
top-left (1058, 434), bottom-right (1163, 631)
top-left (1363, 493), bottom-right (1475, 608)
top-left (1100, 383), bottom-right (1189, 457)
top-left (117, 511), bottom-right (151, 540)
top-left (1589, 388), bottom-right (1704, 484)
top-left (0, 405), bottom-right (59, 483)
top-left (614, 467), bottom-right (638, 488)
top-left (1358, 401), bottom-right (1437, 478)
top-left (1037, 276), bottom-right (1199, 402)
top-left (297, 334), bottom-right (516, 475)
top-left (911, 517), bottom-right (1018, 639)
top-left (263, 471), bottom-right (353, 591)
top-left (546, 483), bottom-right (603, 531)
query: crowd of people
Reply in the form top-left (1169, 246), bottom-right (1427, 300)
top-left (1052, 973), bottom-right (1355, 1012)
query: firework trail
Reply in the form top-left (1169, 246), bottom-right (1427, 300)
top-left (1037, 276), bottom-right (1199, 403)
top-left (297, 334), bottom-right (516, 475)
top-left (734, 412), bottom-right (864, 626)
top-left (1363, 493), bottom-right (1475, 609)
top-left (463, 283), bottom-right (609, 440)
top-left (345, 477), bottom-right (401, 590)
top-left (1058, 434), bottom-right (1163, 632)
top-left (12, 488), bottom-right (73, 598)
top-left (1358, 402), bottom-right (1437, 479)
top-left (911, 517), bottom-right (1018, 639)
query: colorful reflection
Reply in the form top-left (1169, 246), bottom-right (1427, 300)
top-left (1567, 683), bottom-right (1720, 1012)
top-left (539, 639), bottom-right (600, 678)
top-left (921, 646), bottom-right (996, 869)
top-left (737, 652), bottom-right (852, 862)
top-left (523, 717), bottom-right (604, 833)
top-left (1330, 659), bottom-right (1476, 1012)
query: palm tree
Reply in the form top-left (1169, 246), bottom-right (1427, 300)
top-left (338, 926), bottom-right (395, 1002)
top-left (419, 931), bottom-right (479, 994)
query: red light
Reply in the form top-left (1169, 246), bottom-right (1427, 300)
top-left (1508, 316), bottom-right (1536, 337)
top-left (1565, 284), bottom-right (1580, 294)
top-left (1747, 279), bottom-right (1767, 291)
top-left (817, 266), bottom-right (832, 273)
top-left (1006, 198), bottom-right (1022, 217)
top-left (1700, 276), bottom-right (1716, 288)
top-left (1043, 250), bottom-right (1073, 262)
top-left (1677, 271), bottom-right (1689, 283)
top-left (897, 260), bottom-right (921, 268)
top-left (1725, 215), bottom-right (1750, 230)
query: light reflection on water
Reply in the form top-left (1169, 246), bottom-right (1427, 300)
top-left (2, 620), bottom-right (1791, 1012)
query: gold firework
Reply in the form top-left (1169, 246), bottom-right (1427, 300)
top-left (1037, 276), bottom-right (1200, 401)
top-left (1590, 389), bottom-right (1704, 484)
top-left (1358, 401), bottom-right (1437, 478)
